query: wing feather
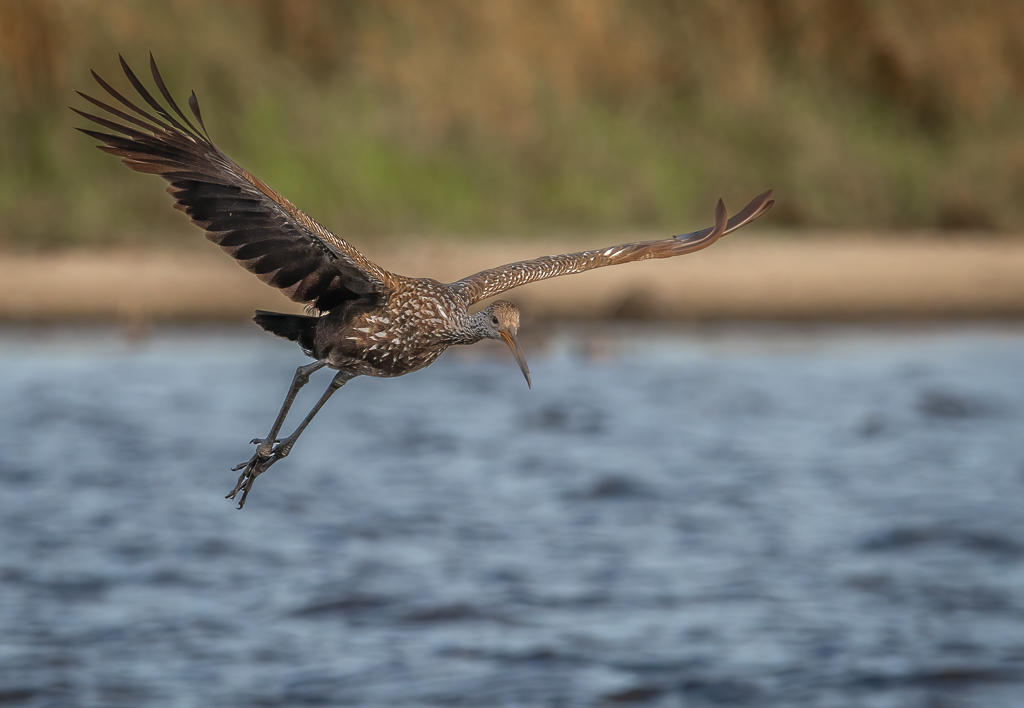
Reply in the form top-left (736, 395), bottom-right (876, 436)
top-left (453, 191), bottom-right (774, 304)
top-left (75, 55), bottom-right (394, 313)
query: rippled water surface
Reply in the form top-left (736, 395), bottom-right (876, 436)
top-left (1, 323), bottom-right (1023, 707)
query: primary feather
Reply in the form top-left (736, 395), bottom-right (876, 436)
top-left (74, 53), bottom-right (392, 314)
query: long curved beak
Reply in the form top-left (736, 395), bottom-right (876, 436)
top-left (499, 327), bottom-right (531, 388)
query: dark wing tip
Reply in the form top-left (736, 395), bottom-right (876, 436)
top-left (147, 51), bottom-right (205, 140)
top-left (188, 91), bottom-right (210, 137)
top-left (673, 189), bottom-right (774, 242)
top-left (713, 198), bottom-right (728, 236)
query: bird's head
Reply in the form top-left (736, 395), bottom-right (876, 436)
top-left (476, 300), bottom-right (531, 388)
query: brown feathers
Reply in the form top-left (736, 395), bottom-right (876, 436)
top-left (75, 54), bottom-right (392, 313)
top-left (75, 56), bottom-right (774, 509)
top-left (75, 56), bottom-right (773, 314)
top-left (454, 191), bottom-right (774, 304)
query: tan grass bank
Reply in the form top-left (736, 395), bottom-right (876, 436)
top-left (2, 234), bottom-right (1024, 324)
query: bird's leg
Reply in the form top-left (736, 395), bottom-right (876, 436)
top-left (242, 359), bottom-right (328, 457)
top-left (227, 360), bottom-right (326, 495)
top-left (227, 370), bottom-right (355, 509)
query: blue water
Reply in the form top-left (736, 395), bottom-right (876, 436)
top-left (1, 323), bottom-right (1023, 707)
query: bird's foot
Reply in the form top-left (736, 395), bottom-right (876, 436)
top-left (226, 437), bottom-right (294, 509)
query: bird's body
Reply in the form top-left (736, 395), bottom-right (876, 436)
top-left (272, 278), bottom-right (510, 377)
top-left (75, 56), bottom-right (773, 508)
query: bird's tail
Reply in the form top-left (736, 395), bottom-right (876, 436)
top-left (253, 310), bottom-right (318, 356)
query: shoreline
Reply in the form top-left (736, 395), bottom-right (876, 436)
top-left (3, 233), bottom-right (1024, 324)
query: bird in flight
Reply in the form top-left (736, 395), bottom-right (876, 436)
top-left (74, 55), bottom-right (774, 508)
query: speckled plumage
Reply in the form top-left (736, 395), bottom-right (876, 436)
top-left (317, 279), bottom-right (506, 377)
top-left (75, 56), bottom-right (773, 508)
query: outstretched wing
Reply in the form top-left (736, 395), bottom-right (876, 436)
top-left (73, 54), bottom-right (394, 312)
top-left (452, 190), bottom-right (774, 304)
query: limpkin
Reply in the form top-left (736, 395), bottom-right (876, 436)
top-left (74, 56), bottom-right (774, 508)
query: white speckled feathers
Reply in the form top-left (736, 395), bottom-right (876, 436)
top-left (452, 192), bottom-right (773, 305)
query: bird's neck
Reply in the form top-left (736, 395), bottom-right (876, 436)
top-left (447, 311), bottom-right (495, 346)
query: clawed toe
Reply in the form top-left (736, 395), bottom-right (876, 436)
top-left (226, 438), bottom-right (294, 508)
top-left (226, 452), bottom-right (273, 509)
top-left (221, 366), bottom-right (351, 510)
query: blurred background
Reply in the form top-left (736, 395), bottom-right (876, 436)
top-left (5, 0), bottom-right (1024, 245)
top-left (2, 2), bottom-right (1024, 707)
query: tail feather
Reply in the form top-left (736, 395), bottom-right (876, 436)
top-left (253, 310), bottom-right (318, 356)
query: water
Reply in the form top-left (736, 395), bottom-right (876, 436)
top-left (1, 323), bottom-right (1023, 707)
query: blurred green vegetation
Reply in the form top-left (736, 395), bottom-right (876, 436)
top-left (3, 0), bottom-right (1024, 248)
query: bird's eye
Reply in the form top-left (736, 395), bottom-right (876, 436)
top-left (491, 316), bottom-right (499, 326)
